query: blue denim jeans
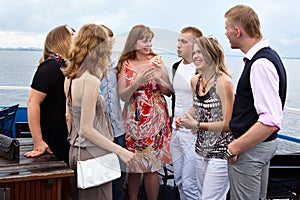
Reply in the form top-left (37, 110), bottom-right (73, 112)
top-left (112, 134), bottom-right (127, 200)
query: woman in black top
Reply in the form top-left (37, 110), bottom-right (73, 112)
top-left (24, 25), bottom-right (75, 165)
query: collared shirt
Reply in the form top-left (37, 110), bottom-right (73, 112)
top-left (245, 39), bottom-right (284, 129)
top-left (100, 59), bottom-right (125, 137)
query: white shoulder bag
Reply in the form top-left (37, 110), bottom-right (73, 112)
top-left (76, 135), bottom-right (121, 189)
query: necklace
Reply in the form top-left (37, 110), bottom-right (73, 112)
top-left (49, 53), bottom-right (68, 68)
top-left (201, 73), bottom-right (215, 93)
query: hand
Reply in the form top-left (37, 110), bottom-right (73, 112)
top-left (227, 155), bottom-right (238, 164)
top-left (24, 140), bottom-right (53, 158)
top-left (150, 60), bottom-right (162, 81)
top-left (117, 148), bottom-right (135, 168)
top-left (175, 117), bottom-right (182, 130)
top-left (134, 67), bottom-right (155, 87)
top-left (226, 144), bottom-right (238, 164)
top-left (180, 113), bottom-right (197, 130)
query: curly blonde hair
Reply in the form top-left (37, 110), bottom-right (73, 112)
top-left (64, 23), bottom-right (111, 79)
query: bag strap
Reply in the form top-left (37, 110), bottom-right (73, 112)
top-left (67, 79), bottom-right (73, 103)
top-left (78, 135), bottom-right (81, 161)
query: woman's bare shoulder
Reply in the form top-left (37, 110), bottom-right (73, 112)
top-left (218, 72), bottom-right (232, 84)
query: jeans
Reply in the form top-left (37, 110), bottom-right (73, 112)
top-left (195, 155), bottom-right (229, 200)
top-left (112, 134), bottom-right (127, 200)
top-left (171, 129), bottom-right (199, 200)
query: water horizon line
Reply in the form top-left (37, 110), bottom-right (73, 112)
top-left (1, 47), bottom-right (300, 60)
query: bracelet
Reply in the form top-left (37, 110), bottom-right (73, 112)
top-left (226, 148), bottom-right (235, 158)
top-left (196, 122), bottom-right (201, 131)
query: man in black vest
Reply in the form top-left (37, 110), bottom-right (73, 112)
top-left (224, 5), bottom-right (287, 200)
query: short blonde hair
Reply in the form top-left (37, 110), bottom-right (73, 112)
top-left (225, 4), bottom-right (262, 39)
top-left (181, 26), bottom-right (203, 38)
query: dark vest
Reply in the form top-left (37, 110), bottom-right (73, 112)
top-left (229, 47), bottom-right (287, 141)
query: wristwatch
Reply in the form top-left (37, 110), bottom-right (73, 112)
top-left (226, 148), bottom-right (236, 158)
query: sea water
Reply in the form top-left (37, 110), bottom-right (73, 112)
top-left (0, 50), bottom-right (299, 139)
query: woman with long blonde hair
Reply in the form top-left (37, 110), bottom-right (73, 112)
top-left (178, 36), bottom-right (234, 199)
top-left (64, 23), bottom-right (134, 200)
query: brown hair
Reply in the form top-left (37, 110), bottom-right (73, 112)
top-left (101, 24), bottom-right (114, 37)
top-left (181, 26), bottom-right (203, 38)
top-left (64, 24), bottom-right (111, 79)
top-left (194, 36), bottom-right (231, 77)
top-left (117, 24), bottom-right (157, 73)
top-left (40, 25), bottom-right (73, 63)
top-left (224, 4), bottom-right (262, 39)
top-left (101, 24), bottom-right (115, 51)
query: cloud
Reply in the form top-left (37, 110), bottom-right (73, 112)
top-left (0, 0), bottom-right (300, 57)
top-left (278, 37), bottom-right (300, 46)
top-left (0, 31), bottom-right (45, 48)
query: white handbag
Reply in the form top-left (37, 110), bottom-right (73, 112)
top-left (76, 135), bottom-right (121, 189)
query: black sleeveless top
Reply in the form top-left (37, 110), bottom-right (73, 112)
top-left (193, 74), bottom-right (234, 159)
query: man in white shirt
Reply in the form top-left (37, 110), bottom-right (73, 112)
top-left (170, 26), bottom-right (203, 200)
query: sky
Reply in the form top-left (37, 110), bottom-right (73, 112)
top-left (1, 0), bottom-right (300, 57)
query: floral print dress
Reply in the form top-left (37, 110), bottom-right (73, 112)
top-left (122, 58), bottom-right (172, 173)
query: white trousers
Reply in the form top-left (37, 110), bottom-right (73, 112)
top-left (195, 154), bottom-right (229, 200)
top-left (170, 129), bottom-right (199, 200)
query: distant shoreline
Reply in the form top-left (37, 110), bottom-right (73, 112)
top-left (0, 47), bottom-right (42, 51)
top-left (0, 48), bottom-right (299, 60)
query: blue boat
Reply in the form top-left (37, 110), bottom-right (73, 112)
top-left (0, 105), bottom-right (28, 138)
